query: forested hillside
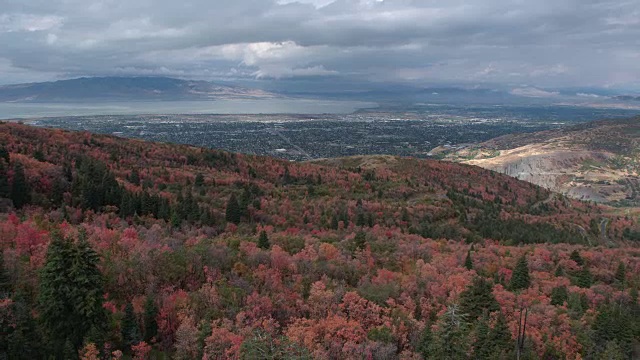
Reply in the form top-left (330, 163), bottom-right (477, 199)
top-left (1, 122), bottom-right (639, 359)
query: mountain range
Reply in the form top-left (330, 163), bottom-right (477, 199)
top-left (2, 76), bottom-right (640, 106)
top-left (0, 77), bottom-right (278, 102)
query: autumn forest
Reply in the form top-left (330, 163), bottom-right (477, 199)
top-left (1, 121), bottom-right (639, 359)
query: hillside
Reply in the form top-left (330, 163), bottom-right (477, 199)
top-left (436, 117), bottom-right (640, 206)
top-left (1, 122), bottom-right (639, 359)
top-left (0, 77), bottom-right (278, 102)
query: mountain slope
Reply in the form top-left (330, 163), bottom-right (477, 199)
top-left (1, 121), bottom-right (626, 245)
top-left (1, 122), bottom-right (640, 359)
top-left (436, 117), bottom-right (640, 206)
top-left (0, 76), bottom-right (278, 102)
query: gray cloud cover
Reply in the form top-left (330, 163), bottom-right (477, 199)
top-left (0, 0), bottom-right (639, 89)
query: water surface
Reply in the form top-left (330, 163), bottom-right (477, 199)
top-left (0, 99), bottom-right (377, 119)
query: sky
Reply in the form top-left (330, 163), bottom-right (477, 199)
top-left (1, 0), bottom-right (639, 91)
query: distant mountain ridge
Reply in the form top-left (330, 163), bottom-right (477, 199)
top-left (0, 76), bottom-right (279, 102)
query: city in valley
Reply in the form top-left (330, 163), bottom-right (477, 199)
top-left (24, 105), bottom-right (638, 161)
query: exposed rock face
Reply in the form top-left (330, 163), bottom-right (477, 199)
top-left (439, 117), bottom-right (640, 206)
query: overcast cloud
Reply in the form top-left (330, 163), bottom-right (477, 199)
top-left (0, 0), bottom-right (639, 89)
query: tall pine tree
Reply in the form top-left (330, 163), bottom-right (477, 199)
top-left (0, 251), bottom-right (10, 298)
top-left (472, 314), bottom-right (492, 360)
top-left (225, 193), bottom-right (241, 224)
top-left (459, 277), bottom-right (500, 321)
top-left (122, 303), bottom-right (141, 348)
top-left (490, 312), bottom-right (513, 358)
top-left (0, 162), bottom-right (9, 199)
top-left (143, 295), bottom-right (159, 342)
top-left (38, 231), bottom-right (106, 357)
top-left (509, 255), bottom-right (531, 291)
top-left (10, 162), bottom-right (30, 209)
top-left (464, 250), bottom-right (473, 270)
top-left (428, 304), bottom-right (470, 359)
top-left (258, 230), bottom-right (270, 250)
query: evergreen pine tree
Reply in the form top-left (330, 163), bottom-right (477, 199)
top-left (401, 207), bottom-right (410, 222)
top-left (10, 162), bottom-right (30, 209)
top-left (143, 296), bottom-right (158, 342)
top-left (459, 277), bottom-right (500, 321)
top-left (464, 250), bottom-right (473, 270)
top-left (570, 250), bottom-right (584, 266)
top-left (282, 166), bottom-right (292, 185)
top-left (62, 338), bottom-right (78, 360)
top-left (0, 162), bottom-right (9, 198)
top-left (129, 169), bottom-right (140, 186)
top-left (122, 303), bottom-right (141, 348)
top-left (0, 146), bottom-right (9, 164)
top-left (416, 323), bottom-right (433, 359)
top-left (576, 265), bottom-right (593, 289)
top-left (356, 211), bottom-right (366, 227)
top-left (258, 230), bottom-right (270, 250)
top-left (225, 194), bottom-right (241, 224)
top-left (33, 148), bottom-right (45, 162)
top-left (472, 314), bottom-right (492, 360)
top-left (490, 312), bottom-right (513, 358)
top-left (194, 173), bottom-right (205, 187)
top-left (509, 255), bottom-right (531, 291)
top-left (5, 292), bottom-right (44, 359)
top-left (428, 304), bottom-right (470, 360)
top-left (0, 251), bottom-right (10, 298)
top-left (197, 320), bottom-right (212, 359)
top-left (38, 232), bottom-right (106, 357)
top-left (597, 341), bottom-right (625, 360)
top-left (354, 231), bottom-right (367, 250)
top-left (63, 161), bottom-right (73, 182)
top-left (593, 304), bottom-right (634, 356)
top-left (614, 262), bottom-right (626, 285)
top-left (330, 213), bottom-right (339, 230)
top-left (550, 286), bottom-right (569, 306)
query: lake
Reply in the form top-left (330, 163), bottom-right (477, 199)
top-left (0, 99), bottom-right (378, 119)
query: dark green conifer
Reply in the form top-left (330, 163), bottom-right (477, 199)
top-left (225, 193), bottom-right (241, 224)
top-left (33, 148), bottom-right (45, 162)
top-left (258, 230), bottom-right (270, 250)
top-left (509, 255), bottom-right (531, 291)
top-left (459, 277), bottom-right (499, 321)
top-left (143, 296), bottom-right (158, 342)
top-left (614, 262), bottom-right (626, 285)
top-left (472, 314), bottom-right (492, 360)
top-left (550, 286), bottom-right (569, 306)
top-left (38, 232), bottom-right (106, 357)
top-left (570, 250), bottom-right (584, 266)
top-left (428, 304), bottom-right (470, 359)
top-left (0, 162), bottom-right (9, 198)
top-left (283, 166), bottom-right (292, 185)
top-left (194, 173), bottom-right (205, 187)
top-left (10, 162), bottom-right (30, 209)
top-left (354, 231), bottom-right (367, 250)
top-left (0, 146), bottom-right (9, 164)
top-left (5, 293), bottom-right (44, 359)
top-left (417, 323), bottom-right (433, 359)
top-left (121, 303), bottom-right (141, 348)
top-left (330, 213), bottom-right (339, 230)
top-left (464, 250), bottom-right (473, 270)
top-left (490, 312), bottom-right (513, 357)
top-left (0, 250), bottom-right (10, 298)
top-left (576, 265), bottom-right (593, 289)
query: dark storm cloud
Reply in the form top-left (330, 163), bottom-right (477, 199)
top-left (0, 0), bottom-right (639, 88)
